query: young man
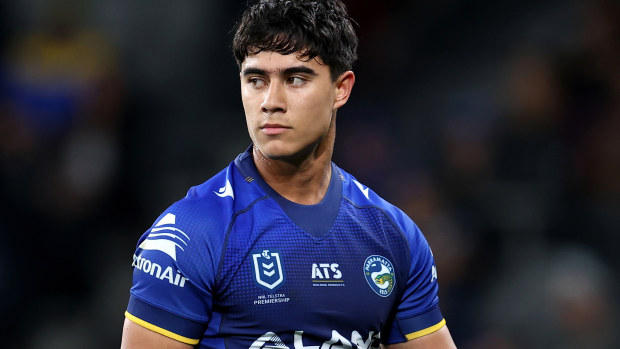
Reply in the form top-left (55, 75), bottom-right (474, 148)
top-left (120, 1), bottom-right (457, 348)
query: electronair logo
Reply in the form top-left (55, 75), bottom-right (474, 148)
top-left (132, 254), bottom-right (189, 288)
top-left (138, 213), bottom-right (189, 261)
top-left (363, 255), bottom-right (395, 297)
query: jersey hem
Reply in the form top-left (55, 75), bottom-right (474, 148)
top-left (125, 311), bottom-right (200, 345)
top-left (394, 304), bottom-right (443, 342)
top-left (127, 294), bottom-right (206, 341)
top-left (128, 291), bottom-right (210, 323)
top-left (405, 318), bottom-right (446, 340)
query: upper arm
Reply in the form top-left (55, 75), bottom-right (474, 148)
top-left (121, 318), bottom-right (194, 349)
top-left (383, 325), bottom-right (456, 349)
top-left (125, 202), bottom-right (225, 345)
top-left (383, 218), bottom-right (444, 343)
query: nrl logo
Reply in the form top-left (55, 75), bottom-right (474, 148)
top-left (252, 249), bottom-right (285, 291)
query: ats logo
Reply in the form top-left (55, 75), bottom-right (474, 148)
top-left (311, 263), bottom-right (344, 287)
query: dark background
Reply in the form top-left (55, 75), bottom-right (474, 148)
top-left (1, 0), bottom-right (618, 348)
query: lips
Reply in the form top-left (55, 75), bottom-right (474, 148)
top-left (260, 123), bottom-right (291, 135)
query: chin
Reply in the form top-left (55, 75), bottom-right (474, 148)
top-left (256, 142), bottom-right (291, 158)
top-left (261, 148), bottom-right (297, 161)
top-left (257, 142), bottom-right (311, 162)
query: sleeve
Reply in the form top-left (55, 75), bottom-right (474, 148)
top-left (125, 202), bottom-right (222, 345)
top-left (383, 219), bottom-right (446, 344)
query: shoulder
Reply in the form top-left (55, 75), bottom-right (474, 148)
top-left (172, 161), bottom-right (265, 221)
top-left (338, 165), bottom-right (416, 234)
top-left (140, 161), bottom-right (267, 257)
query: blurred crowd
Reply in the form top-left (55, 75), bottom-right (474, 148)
top-left (0, 0), bottom-right (618, 348)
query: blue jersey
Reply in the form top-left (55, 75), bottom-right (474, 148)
top-left (126, 147), bottom-right (445, 348)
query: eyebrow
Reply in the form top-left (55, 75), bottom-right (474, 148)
top-left (242, 66), bottom-right (318, 77)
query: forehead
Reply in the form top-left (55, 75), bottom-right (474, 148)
top-left (241, 51), bottom-right (328, 73)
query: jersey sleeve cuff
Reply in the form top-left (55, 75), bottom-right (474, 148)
top-left (399, 305), bottom-right (446, 340)
top-left (125, 295), bottom-right (204, 345)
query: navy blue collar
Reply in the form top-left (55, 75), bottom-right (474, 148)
top-left (234, 146), bottom-right (342, 238)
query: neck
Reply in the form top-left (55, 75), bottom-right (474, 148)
top-left (253, 116), bottom-right (336, 205)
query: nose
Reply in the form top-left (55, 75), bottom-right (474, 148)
top-left (260, 83), bottom-right (286, 114)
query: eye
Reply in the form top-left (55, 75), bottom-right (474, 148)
top-left (287, 76), bottom-right (306, 86)
top-left (248, 77), bottom-right (266, 88)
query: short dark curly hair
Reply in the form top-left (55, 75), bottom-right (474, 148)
top-left (232, 0), bottom-right (358, 80)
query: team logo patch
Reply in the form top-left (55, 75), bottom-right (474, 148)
top-left (364, 255), bottom-right (395, 297)
top-left (252, 250), bottom-right (285, 291)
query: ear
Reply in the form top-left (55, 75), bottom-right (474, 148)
top-left (333, 71), bottom-right (355, 110)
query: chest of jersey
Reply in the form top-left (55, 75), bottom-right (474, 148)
top-left (210, 199), bottom-right (410, 349)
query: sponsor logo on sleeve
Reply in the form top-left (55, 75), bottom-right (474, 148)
top-left (132, 254), bottom-right (189, 287)
top-left (138, 213), bottom-right (189, 261)
top-left (132, 213), bottom-right (191, 287)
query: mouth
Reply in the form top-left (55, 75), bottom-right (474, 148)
top-left (260, 123), bottom-right (291, 135)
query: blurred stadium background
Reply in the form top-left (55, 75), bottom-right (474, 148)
top-left (1, 0), bottom-right (618, 348)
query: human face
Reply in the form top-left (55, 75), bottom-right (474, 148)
top-left (240, 51), bottom-right (352, 162)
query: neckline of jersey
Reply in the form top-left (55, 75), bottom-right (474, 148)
top-left (233, 145), bottom-right (343, 238)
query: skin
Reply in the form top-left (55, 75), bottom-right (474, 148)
top-left (120, 319), bottom-right (192, 349)
top-left (120, 51), bottom-right (457, 348)
top-left (240, 51), bottom-right (354, 204)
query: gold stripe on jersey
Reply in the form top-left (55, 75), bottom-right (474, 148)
top-left (405, 318), bottom-right (446, 340)
top-left (125, 311), bottom-right (200, 345)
